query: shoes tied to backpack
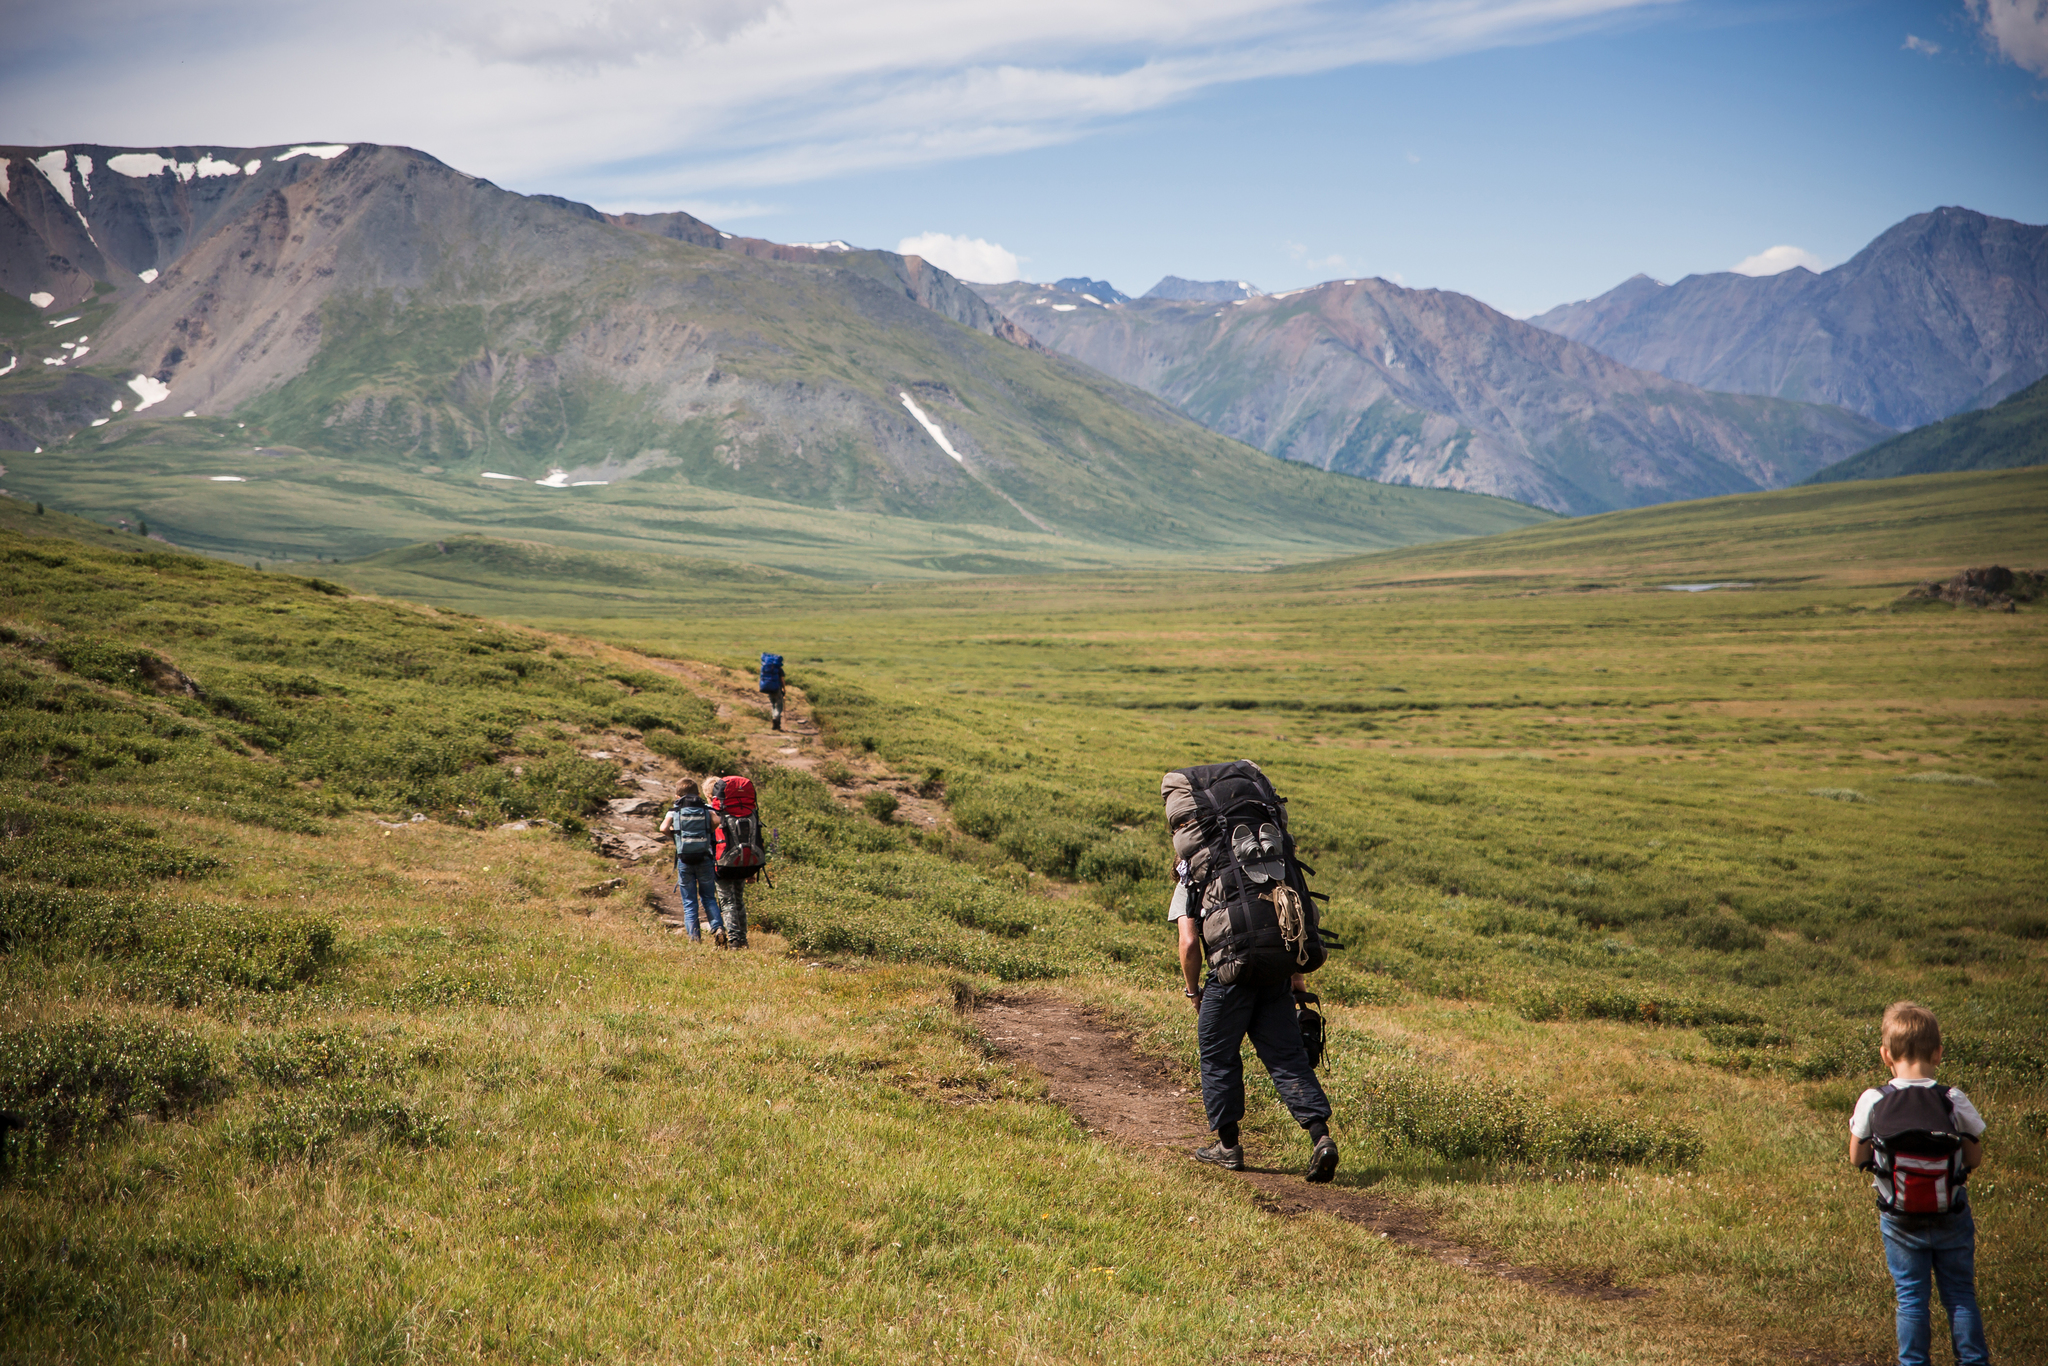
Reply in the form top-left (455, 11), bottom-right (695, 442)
top-left (1230, 822), bottom-right (1287, 884)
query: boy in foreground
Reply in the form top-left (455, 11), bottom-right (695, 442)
top-left (1849, 1001), bottom-right (1989, 1366)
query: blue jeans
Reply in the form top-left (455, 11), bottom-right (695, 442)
top-left (1880, 1208), bottom-right (1989, 1366)
top-left (1196, 974), bottom-right (1331, 1135)
top-left (676, 859), bottom-right (722, 940)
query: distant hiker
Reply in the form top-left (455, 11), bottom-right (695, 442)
top-left (759, 652), bottom-right (786, 731)
top-left (1850, 1001), bottom-right (1988, 1366)
top-left (708, 774), bottom-right (768, 948)
top-left (658, 781), bottom-right (725, 945)
top-left (1162, 761), bottom-right (1337, 1184)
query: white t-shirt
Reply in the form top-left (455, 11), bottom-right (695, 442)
top-left (1167, 882), bottom-right (1192, 922)
top-left (1849, 1077), bottom-right (1985, 1139)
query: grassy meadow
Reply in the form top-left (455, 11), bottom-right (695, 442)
top-left (1, 468), bottom-right (2044, 1364)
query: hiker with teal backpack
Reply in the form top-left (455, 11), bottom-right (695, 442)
top-left (658, 781), bottom-right (725, 945)
top-left (759, 653), bottom-right (785, 732)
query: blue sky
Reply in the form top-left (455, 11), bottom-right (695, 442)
top-left (4, 0), bottom-right (2044, 316)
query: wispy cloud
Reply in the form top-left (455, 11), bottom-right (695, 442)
top-left (1966, 0), bottom-right (2048, 78)
top-left (1903, 33), bottom-right (1942, 56)
top-left (1286, 240), bottom-right (1350, 273)
top-left (1729, 244), bottom-right (1824, 277)
top-left (0, 0), bottom-right (1682, 207)
top-left (896, 232), bottom-right (1022, 282)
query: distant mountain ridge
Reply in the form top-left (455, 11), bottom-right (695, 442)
top-left (1806, 374), bottom-right (2048, 485)
top-left (974, 277), bottom-right (1886, 515)
top-left (1529, 208), bottom-right (2048, 430)
top-left (0, 141), bottom-right (1549, 571)
top-left (1144, 276), bottom-right (1261, 303)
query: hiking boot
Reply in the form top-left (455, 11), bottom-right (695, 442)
top-left (1194, 1141), bottom-right (1245, 1171)
top-left (1305, 1135), bottom-right (1338, 1184)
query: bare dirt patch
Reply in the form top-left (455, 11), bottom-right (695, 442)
top-left (976, 993), bottom-right (1649, 1303)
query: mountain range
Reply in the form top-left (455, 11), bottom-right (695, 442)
top-left (973, 277), bottom-right (1886, 515)
top-left (1529, 208), bottom-right (2048, 431)
top-left (0, 143), bottom-right (1547, 572)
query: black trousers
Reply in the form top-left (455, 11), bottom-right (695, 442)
top-left (1197, 973), bottom-right (1331, 1135)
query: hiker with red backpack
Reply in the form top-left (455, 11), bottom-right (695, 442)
top-left (708, 774), bottom-right (769, 948)
top-left (1162, 761), bottom-right (1338, 1184)
top-left (1849, 1001), bottom-right (1989, 1366)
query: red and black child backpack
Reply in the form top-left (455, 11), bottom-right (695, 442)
top-left (1863, 1082), bottom-right (1971, 1216)
top-left (707, 776), bottom-right (767, 879)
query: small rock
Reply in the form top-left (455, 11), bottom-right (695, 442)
top-left (579, 877), bottom-right (627, 897)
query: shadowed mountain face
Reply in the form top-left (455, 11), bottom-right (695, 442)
top-left (975, 278), bottom-right (1887, 516)
top-left (1806, 373), bottom-right (2048, 485)
top-left (1530, 208), bottom-right (2048, 431)
top-left (0, 142), bottom-right (1550, 570)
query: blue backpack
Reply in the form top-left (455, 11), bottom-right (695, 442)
top-left (759, 653), bottom-right (784, 693)
top-left (670, 802), bottom-right (715, 864)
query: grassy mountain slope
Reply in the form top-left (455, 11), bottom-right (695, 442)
top-left (0, 144), bottom-right (1550, 573)
top-left (1805, 374), bottom-right (2048, 485)
top-left (1529, 207), bottom-right (2048, 429)
top-left (975, 277), bottom-right (1886, 516)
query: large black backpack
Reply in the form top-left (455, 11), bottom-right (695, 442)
top-left (1161, 761), bottom-right (1328, 985)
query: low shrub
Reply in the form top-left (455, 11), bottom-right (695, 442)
top-left (1516, 985), bottom-right (1763, 1029)
top-left (861, 791), bottom-right (900, 823)
top-left (228, 1079), bottom-right (450, 1163)
top-left (1359, 1065), bottom-right (1703, 1167)
top-left (0, 1016), bottom-right (230, 1153)
top-left (643, 728), bottom-right (735, 774)
top-left (143, 1234), bottom-right (307, 1291)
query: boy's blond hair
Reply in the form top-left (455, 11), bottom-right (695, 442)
top-left (1882, 1001), bottom-right (1942, 1063)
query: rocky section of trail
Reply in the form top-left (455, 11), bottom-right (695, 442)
top-left (977, 994), bottom-right (1649, 1303)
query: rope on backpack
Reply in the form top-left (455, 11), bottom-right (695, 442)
top-left (1273, 884), bottom-right (1310, 966)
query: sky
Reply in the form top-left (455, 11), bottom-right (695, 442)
top-left (2, 0), bottom-right (2044, 316)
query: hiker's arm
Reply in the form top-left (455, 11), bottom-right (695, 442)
top-left (1962, 1137), bottom-right (1982, 1170)
top-left (1849, 1134), bottom-right (1873, 1166)
top-left (1177, 916), bottom-right (1202, 1004)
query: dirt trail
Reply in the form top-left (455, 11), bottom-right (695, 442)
top-left (977, 994), bottom-right (1649, 1303)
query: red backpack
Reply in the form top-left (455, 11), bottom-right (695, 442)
top-left (707, 776), bottom-right (765, 878)
top-left (1865, 1083), bottom-right (1970, 1216)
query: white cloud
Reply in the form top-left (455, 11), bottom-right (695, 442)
top-left (0, 0), bottom-right (1684, 204)
top-left (1967, 0), bottom-right (2048, 77)
top-left (1903, 33), bottom-right (1941, 55)
top-left (1729, 244), bottom-right (1824, 277)
top-left (896, 231), bottom-right (1020, 282)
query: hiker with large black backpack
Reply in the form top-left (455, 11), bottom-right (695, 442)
top-left (708, 775), bottom-right (769, 949)
top-left (1161, 760), bottom-right (1338, 1184)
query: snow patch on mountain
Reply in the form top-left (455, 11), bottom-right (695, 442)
top-left (28, 293), bottom-right (53, 309)
top-left (275, 145), bottom-right (350, 161)
top-left (138, 269), bottom-right (159, 284)
top-left (899, 392), bottom-right (964, 464)
top-left (33, 151), bottom-right (72, 206)
top-left (128, 375), bottom-right (172, 410)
